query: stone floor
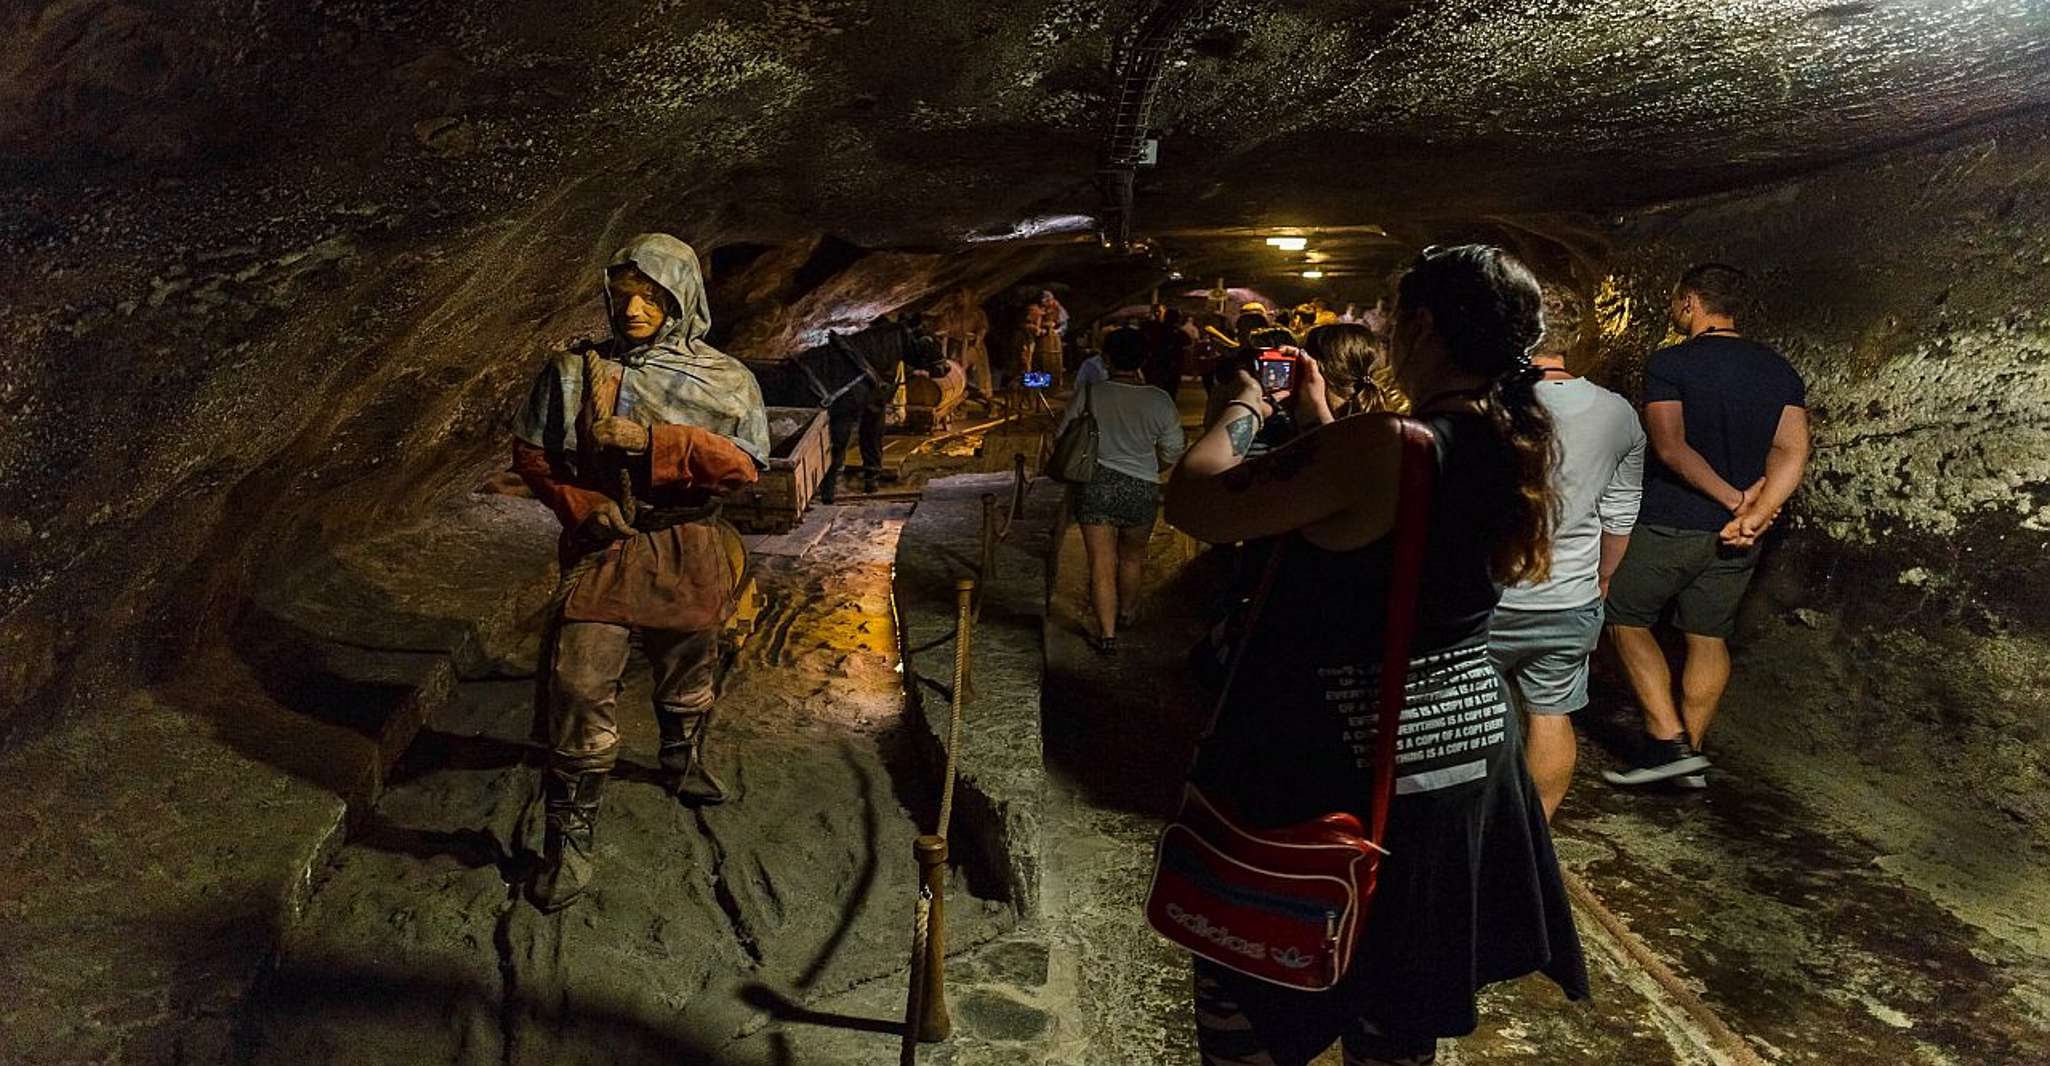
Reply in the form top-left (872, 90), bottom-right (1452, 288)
top-left (0, 486), bottom-right (559, 1064)
top-left (238, 502), bottom-right (1043, 1065)
top-left (1020, 380), bottom-right (2050, 1065)
top-left (20, 393), bottom-right (2050, 1064)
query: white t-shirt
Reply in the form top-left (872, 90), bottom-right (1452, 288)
top-left (1057, 379), bottom-right (1185, 484)
top-left (1498, 377), bottom-right (1646, 611)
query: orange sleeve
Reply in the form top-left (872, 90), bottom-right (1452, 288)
top-left (646, 424), bottom-right (762, 493)
top-left (511, 441), bottom-right (611, 530)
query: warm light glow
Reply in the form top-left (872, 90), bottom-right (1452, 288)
top-left (1301, 270), bottom-right (1325, 279)
top-left (1265, 236), bottom-right (1308, 251)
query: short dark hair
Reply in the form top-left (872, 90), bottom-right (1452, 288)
top-left (1233, 311), bottom-right (1269, 336)
top-left (1676, 263), bottom-right (1746, 317)
top-left (1102, 326), bottom-right (1148, 371)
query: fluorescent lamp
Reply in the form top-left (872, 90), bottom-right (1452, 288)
top-left (1265, 236), bottom-right (1308, 251)
top-left (1301, 270), bottom-right (1325, 279)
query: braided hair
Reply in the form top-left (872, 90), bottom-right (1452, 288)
top-left (1396, 244), bottom-right (1560, 585)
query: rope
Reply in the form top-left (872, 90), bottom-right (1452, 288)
top-left (899, 888), bottom-right (934, 1066)
top-left (901, 581), bottom-right (972, 1062)
top-left (1562, 871), bottom-right (1770, 1066)
top-left (936, 581), bottom-right (971, 838)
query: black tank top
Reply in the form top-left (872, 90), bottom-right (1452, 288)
top-left (1191, 411), bottom-right (1515, 827)
top-left (1188, 412), bottom-right (1588, 1033)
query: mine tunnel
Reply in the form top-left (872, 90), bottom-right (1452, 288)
top-left (4, 2), bottom-right (2050, 1064)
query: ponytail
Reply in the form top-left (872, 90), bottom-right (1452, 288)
top-left (1397, 245), bottom-right (1561, 585)
top-left (1486, 364), bottom-right (1558, 586)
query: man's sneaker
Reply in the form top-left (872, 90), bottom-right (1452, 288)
top-left (1673, 773), bottom-right (1709, 790)
top-left (1601, 735), bottom-right (1710, 786)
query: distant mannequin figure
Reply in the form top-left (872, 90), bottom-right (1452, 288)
top-left (1034, 290), bottom-right (1068, 390)
top-left (1010, 302), bottom-right (1044, 391)
top-left (932, 287), bottom-right (992, 399)
top-left (1602, 264), bottom-right (1811, 788)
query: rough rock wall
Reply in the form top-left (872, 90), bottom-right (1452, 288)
top-left (1587, 112), bottom-right (2050, 844)
top-left (0, 2), bottom-right (1094, 750)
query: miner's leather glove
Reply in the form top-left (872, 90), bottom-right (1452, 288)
top-left (590, 416), bottom-right (650, 454)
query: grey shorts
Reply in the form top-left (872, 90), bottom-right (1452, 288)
top-left (1604, 524), bottom-right (1760, 639)
top-left (1489, 602), bottom-right (1605, 715)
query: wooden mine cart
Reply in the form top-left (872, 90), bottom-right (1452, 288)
top-left (728, 405), bottom-right (832, 534)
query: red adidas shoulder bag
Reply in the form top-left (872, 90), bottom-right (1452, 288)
top-left (1144, 417), bottom-right (1436, 992)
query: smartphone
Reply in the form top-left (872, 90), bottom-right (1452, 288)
top-left (1255, 349), bottom-right (1296, 393)
top-left (1021, 371), bottom-right (1054, 389)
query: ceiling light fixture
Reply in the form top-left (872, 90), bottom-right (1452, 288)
top-left (1265, 236), bottom-right (1308, 251)
top-left (1301, 270), bottom-right (1325, 279)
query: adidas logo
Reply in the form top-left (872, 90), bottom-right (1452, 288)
top-left (1267, 945), bottom-right (1315, 970)
top-left (1164, 903), bottom-right (1267, 960)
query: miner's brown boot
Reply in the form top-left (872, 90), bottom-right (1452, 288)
top-left (659, 710), bottom-right (728, 806)
top-left (530, 768), bottom-right (605, 912)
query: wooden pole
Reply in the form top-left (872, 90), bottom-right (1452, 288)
top-left (914, 834), bottom-right (951, 1042)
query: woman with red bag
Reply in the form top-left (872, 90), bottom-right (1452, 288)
top-left (1163, 245), bottom-right (1588, 1065)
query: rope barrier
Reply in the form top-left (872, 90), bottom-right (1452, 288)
top-left (898, 887), bottom-right (933, 1066)
top-left (938, 579), bottom-right (971, 836)
top-left (900, 578), bottom-right (974, 1059)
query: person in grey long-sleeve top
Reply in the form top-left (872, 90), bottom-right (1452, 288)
top-left (1489, 313), bottom-right (1646, 819)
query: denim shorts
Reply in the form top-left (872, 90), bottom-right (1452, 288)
top-left (1489, 601), bottom-right (1605, 715)
top-left (1073, 466), bottom-right (1160, 528)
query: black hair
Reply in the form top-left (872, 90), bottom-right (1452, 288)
top-left (1102, 326), bottom-right (1148, 371)
top-left (1676, 263), bottom-right (1746, 318)
top-left (1233, 311), bottom-right (1269, 337)
top-left (1396, 244), bottom-right (1558, 584)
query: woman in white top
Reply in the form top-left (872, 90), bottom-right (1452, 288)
top-left (1057, 327), bottom-right (1187, 654)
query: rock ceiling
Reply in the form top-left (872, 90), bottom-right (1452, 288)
top-left (7, 1), bottom-right (2047, 251)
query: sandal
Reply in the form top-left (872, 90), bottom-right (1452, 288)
top-left (1093, 636), bottom-right (1119, 657)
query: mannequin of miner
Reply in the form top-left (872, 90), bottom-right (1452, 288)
top-left (511, 233), bottom-right (771, 912)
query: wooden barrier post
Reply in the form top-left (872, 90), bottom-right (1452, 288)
top-left (913, 834), bottom-right (951, 1042)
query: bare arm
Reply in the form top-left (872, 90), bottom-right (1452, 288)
top-left (1597, 418), bottom-right (1646, 595)
top-left (1165, 374), bottom-right (1399, 545)
top-left (1723, 406), bottom-right (1811, 546)
top-left (1750, 406), bottom-right (1810, 517)
top-left (1598, 532), bottom-right (1630, 598)
top-left (1645, 401), bottom-right (1743, 512)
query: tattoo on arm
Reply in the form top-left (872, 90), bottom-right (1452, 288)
top-left (1224, 413), bottom-right (1258, 457)
top-left (1219, 432), bottom-right (1322, 493)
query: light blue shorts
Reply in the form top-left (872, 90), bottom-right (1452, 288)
top-left (1488, 602), bottom-right (1605, 715)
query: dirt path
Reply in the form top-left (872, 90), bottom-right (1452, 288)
top-left (242, 504), bottom-right (1015, 1065)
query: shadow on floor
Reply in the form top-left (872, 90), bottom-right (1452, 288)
top-left (1041, 530), bottom-right (1232, 820)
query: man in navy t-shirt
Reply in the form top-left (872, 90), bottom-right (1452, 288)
top-left (1602, 264), bottom-right (1812, 787)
